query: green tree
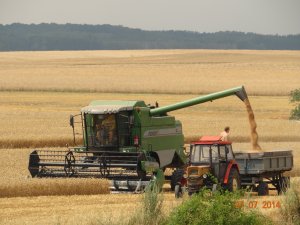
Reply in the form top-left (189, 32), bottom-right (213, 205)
top-left (290, 89), bottom-right (300, 120)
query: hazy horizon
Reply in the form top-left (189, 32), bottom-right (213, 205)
top-left (1, 0), bottom-right (300, 35)
top-left (2, 22), bottom-right (300, 36)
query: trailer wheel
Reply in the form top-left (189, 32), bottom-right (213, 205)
top-left (257, 181), bottom-right (269, 196)
top-left (175, 184), bottom-right (183, 198)
top-left (171, 169), bottom-right (184, 191)
top-left (226, 168), bottom-right (241, 192)
top-left (278, 176), bottom-right (290, 194)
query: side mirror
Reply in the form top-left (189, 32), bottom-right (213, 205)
top-left (69, 115), bottom-right (74, 128)
top-left (184, 146), bottom-right (189, 155)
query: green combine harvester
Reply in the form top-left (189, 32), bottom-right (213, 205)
top-left (28, 86), bottom-right (248, 191)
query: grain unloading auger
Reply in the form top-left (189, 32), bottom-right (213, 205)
top-left (28, 86), bottom-right (248, 191)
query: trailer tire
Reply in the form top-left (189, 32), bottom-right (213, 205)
top-left (225, 168), bottom-right (241, 192)
top-left (278, 176), bottom-right (290, 194)
top-left (171, 169), bottom-right (184, 191)
top-left (257, 181), bottom-right (269, 196)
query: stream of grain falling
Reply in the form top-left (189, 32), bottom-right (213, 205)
top-left (243, 98), bottom-right (262, 151)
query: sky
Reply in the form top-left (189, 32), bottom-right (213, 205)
top-left (1, 0), bottom-right (300, 35)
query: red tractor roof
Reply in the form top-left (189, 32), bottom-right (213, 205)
top-left (192, 136), bottom-right (232, 145)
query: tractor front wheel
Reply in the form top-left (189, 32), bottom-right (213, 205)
top-left (174, 184), bottom-right (183, 198)
top-left (171, 169), bottom-right (184, 191)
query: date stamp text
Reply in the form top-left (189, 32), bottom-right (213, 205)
top-left (235, 200), bottom-right (281, 209)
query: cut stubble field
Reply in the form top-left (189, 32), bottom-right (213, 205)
top-left (0, 50), bottom-right (299, 225)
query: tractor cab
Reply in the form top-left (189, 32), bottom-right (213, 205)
top-left (187, 136), bottom-right (240, 195)
top-left (190, 136), bottom-right (234, 165)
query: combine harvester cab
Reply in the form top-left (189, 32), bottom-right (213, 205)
top-left (28, 86), bottom-right (248, 192)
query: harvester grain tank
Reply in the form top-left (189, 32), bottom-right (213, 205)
top-left (28, 86), bottom-right (248, 190)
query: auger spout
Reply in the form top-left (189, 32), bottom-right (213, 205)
top-left (150, 86), bottom-right (248, 116)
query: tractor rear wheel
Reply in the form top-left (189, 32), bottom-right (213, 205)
top-left (226, 168), bottom-right (241, 192)
top-left (171, 169), bottom-right (184, 191)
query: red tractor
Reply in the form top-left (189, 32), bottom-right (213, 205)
top-left (175, 136), bottom-right (241, 197)
top-left (175, 136), bottom-right (293, 198)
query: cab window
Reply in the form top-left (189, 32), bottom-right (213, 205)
top-left (219, 145), bottom-right (227, 160)
top-left (226, 145), bottom-right (234, 159)
top-left (93, 114), bottom-right (117, 146)
top-left (190, 145), bottom-right (218, 163)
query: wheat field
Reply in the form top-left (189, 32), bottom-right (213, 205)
top-left (0, 91), bottom-right (299, 149)
top-left (0, 144), bottom-right (298, 224)
top-left (0, 148), bottom-right (109, 198)
top-left (0, 148), bottom-right (180, 224)
top-left (0, 50), bottom-right (299, 95)
top-left (0, 50), bottom-right (299, 225)
top-left (0, 192), bottom-right (184, 225)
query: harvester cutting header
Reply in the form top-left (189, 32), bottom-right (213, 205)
top-left (28, 86), bottom-right (248, 190)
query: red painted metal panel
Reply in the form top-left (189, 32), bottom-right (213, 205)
top-left (223, 160), bottom-right (239, 184)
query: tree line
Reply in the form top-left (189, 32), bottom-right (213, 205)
top-left (0, 23), bottom-right (299, 51)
